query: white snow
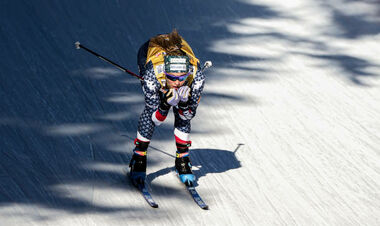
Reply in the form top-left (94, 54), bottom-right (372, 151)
top-left (0, 0), bottom-right (379, 225)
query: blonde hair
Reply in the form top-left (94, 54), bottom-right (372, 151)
top-left (149, 29), bottom-right (184, 56)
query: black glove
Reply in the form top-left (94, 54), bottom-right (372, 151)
top-left (160, 88), bottom-right (180, 110)
top-left (178, 101), bottom-right (193, 120)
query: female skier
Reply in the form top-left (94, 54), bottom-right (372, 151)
top-left (129, 29), bottom-right (206, 186)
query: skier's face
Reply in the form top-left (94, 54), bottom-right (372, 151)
top-left (166, 72), bottom-right (187, 89)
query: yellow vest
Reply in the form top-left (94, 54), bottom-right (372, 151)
top-left (146, 38), bottom-right (199, 88)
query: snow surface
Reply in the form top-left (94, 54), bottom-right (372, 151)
top-left (1, 0), bottom-right (380, 225)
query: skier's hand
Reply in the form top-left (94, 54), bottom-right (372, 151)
top-left (177, 86), bottom-right (191, 113)
top-left (178, 101), bottom-right (193, 120)
top-left (178, 86), bottom-right (193, 120)
top-left (178, 86), bottom-right (191, 103)
top-left (163, 88), bottom-right (180, 107)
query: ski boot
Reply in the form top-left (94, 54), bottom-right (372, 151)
top-left (175, 141), bottom-right (195, 186)
top-left (129, 139), bottom-right (149, 186)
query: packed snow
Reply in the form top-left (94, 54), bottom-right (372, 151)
top-left (0, 0), bottom-right (379, 225)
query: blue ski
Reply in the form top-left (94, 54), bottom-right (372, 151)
top-left (127, 172), bottom-right (158, 208)
top-left (184, 182), bottom-right (209, 210)
top-left (136, 182), bottom-right (159, 208)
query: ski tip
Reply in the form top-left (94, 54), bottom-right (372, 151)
top-left (152, 204), bottom-right (159, 208)
top-left (202, 205), bottom-right (209, 210)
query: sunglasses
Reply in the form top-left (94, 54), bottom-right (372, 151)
top-left (164, 71), bottom-right (190, 81)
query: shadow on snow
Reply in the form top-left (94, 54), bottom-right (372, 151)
top-left (0, 0), bottom-right (378, 218)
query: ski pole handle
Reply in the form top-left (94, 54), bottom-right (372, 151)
top-left (201, 61), bottom-right (212, 73)
top-left (75, 41), bottom-right (144, 81)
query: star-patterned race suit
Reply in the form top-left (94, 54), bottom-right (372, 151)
top-left (136, 41), bottom-right (205, 144)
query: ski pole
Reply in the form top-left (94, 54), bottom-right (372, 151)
top-left (201, 61), bottom-right (212, 73)
top-left (75, 41), bottom-right (144, 81)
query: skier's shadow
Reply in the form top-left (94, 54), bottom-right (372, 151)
top-left (146, 144), bottom-right (243, 187)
